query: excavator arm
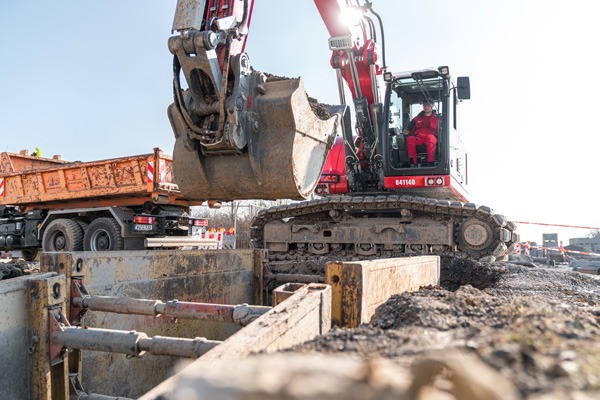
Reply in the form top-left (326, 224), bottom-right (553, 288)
top-left (169, 0), bottom-right (255, 156)
top-left (315, 0), bottom-right (386, 192)
top-left (167, 0), bottom-right (340, 202)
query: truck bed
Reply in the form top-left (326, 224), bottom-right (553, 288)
top-left (0, 150), bottom-right (68, 174)
top-left (0, 148), bottom-right (200, 210)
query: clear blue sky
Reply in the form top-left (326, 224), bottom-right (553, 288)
top-left (1, 1), bottom-right (599, 245)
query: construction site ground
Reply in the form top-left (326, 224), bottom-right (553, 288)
top-left (2, 254), bottom-right (599, 399)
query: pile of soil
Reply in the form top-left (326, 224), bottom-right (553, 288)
top-left (285, 255), bottom-right (600, 398)
top-left (263, 72), bottom-right (332, 120)
top-left (0, 259), bottom-right (40, 280)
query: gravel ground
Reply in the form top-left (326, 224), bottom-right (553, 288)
top-left (283, 255), bottom-right (600, 399)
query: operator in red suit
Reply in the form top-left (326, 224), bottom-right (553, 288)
top-left (402, 100), bottom-right (438, 166)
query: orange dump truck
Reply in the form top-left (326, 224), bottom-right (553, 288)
top-left (0, 148), bottom-right (209, 260)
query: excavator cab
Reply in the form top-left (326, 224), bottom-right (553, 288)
top-left (381, 68), bottom-right (469, 170)
top-left (167, 0), bottom-right (339, 202)
top-left (379, 67), bottom-right (471, 199)
top-left (389, 101), bottom-right (442, 168)
top-left (386, 72), bottom-right (444, 169)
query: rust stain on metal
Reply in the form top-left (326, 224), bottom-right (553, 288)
top-left (63, 167), bottom-right (85, 190)
top-left (113, 161), bottom-right (137, 186)
top-left (341, 264), bottom-right (362, 328)
top-left (325, 262), bottom-right (343, 326)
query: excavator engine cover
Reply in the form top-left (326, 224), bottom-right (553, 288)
top-left (170, 78), bottom-right (338, 201)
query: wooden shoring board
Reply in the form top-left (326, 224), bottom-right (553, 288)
top-left (326, 256), bottom-right (440, 328)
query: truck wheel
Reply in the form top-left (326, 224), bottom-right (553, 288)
top-left (84, 218), bottom-right (124, 251)
top-left (22, 249), bottom-right (40, 262)
top-left (74, 220), bottom-right (89, 234)
top-left (42, 218), bottom-right (84, 252)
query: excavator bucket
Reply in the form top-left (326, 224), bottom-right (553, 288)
top-left (170, 78), bottom-right (339, 202)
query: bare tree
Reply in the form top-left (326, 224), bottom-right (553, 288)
top-left (191, 199), bottom-right (293, 248)
top-left (587, 228), bottom-right (600, 238)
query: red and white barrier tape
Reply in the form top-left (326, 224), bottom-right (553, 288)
top-left (513, 221), bottom-right (598, 230)
top-left (514, 241), bottom-right (531, 255)
top-left (562, 249), bottom-right (600, 256)
top-left (518, 243), bottom-right (600, 257)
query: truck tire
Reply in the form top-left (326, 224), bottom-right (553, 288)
top-left (84, 218), bottom-right (124, 251)
top-left (74, 220), bottom-right (89, 234)
top-left (22, 249), bottom-right (40, 262)
top-left (42, 218), bottom-right (84, 252)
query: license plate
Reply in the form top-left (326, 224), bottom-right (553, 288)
top-left (133, 224), bottom-right (154, 232)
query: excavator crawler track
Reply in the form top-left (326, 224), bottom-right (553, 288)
top-left (252, 195), bottom-right (519, 264)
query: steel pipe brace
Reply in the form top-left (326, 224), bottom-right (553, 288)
top-left (73, 296), bottom-right (271, 326)
top-left (53, 327), bottom-right (221, 358)
top-left (232, 304), bottom-right (271, 326)
top-left (137, 335), bottom-right (221, 358)
top-left (74, 296), bottom-right (161, 316)
top-left (53, 327), bottom-right (146, 356)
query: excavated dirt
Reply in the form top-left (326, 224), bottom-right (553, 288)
top-left (307, 96), bottom-right (332, 120)
top-left (0, 259), bottom-right (39, 279)
top-left (264, 72), bottom-right (332, 120)
top-left (281, 255), bottom-right (600, 399)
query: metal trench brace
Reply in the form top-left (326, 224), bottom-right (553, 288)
top-left (29, 272), bottom-right (270, 400)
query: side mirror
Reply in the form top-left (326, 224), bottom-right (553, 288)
top-left (457, 77), bottom-right (470, 100)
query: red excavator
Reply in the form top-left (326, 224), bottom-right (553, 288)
top-left (167, 0), bottom-right (518, 262)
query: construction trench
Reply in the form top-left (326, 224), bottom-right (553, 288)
top-left (0, 250), bottom-right (440, 399)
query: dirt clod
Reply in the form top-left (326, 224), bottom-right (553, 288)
top-left (0, 259), bottom-right (39, 279)
top-left (307, 96), bottom-right (332, 120)
top-left (263, 72), bottom-right (332, 120)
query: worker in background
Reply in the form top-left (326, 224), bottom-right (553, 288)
top-left (402, 100), bottom-right (438, 166)
top-left (32, 147), bottom-right (42, 157)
